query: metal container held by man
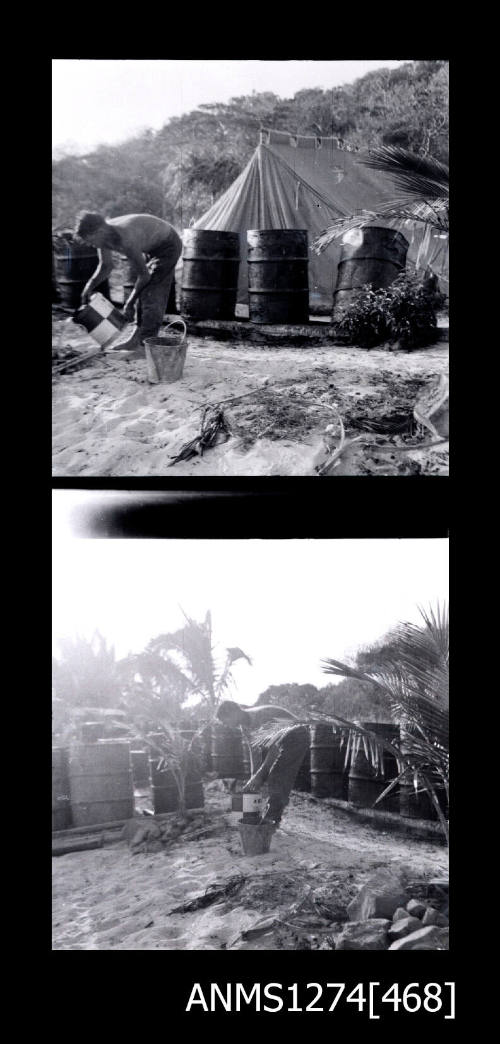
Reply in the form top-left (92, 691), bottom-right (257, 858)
top-left (149, 758), bottom-right (204, 814)
top-left (332, 226), bottom-right (409, 320)
top-left (53, 234), bottom-right (110, 311)
top-left (52, 747), bottom-right (72, 831)
top-left (348, 722), bottom-right (400, 811)
top-left (68, 742), bottom-right (134, 827)
top-left (210, 722), bottom-right (246, 779)
top-left (310, 722), bottom-right (346, 798)
top-left (181, 229), bottom-right (240, 319)
top-left (247, 229), bottom-right (310, 324)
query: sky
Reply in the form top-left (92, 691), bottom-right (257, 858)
top-left (52, 492), bottom-right (448, 706)
top-left (52, 59), bottom-right (408, 155)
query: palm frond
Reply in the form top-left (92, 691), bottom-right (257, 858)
top-left (359, 146), bottom-right (449, 199)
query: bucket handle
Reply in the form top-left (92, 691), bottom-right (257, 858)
top-left (164, 318), bottom-right (187, 343)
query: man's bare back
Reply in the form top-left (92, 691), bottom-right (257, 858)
top-left (105, 214), bottom-right (180, 258)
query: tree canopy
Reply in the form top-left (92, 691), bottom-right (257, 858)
top-left (53, 61), bottom-right (448, 231)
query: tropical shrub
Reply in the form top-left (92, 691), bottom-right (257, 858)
top-left (334, 272), bottom-right (446, 349)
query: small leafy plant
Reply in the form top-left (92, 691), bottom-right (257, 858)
top-left (334, 272), bottom-right (446, 350)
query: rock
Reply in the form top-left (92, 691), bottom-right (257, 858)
top-left (426, 878), bottom-right (449, 897)
top-left (406, 899), bottom-right (427, 918)
top-left (388, 916), bottom-right (422, 941)
top-left (336, 919), bottom-right (391, 950)
top-left (393, 907), bottom-right (409, 921)
top-left (347, 870), bottom-right (407, 922)
top-left (422, 906), bottom-right (449, 927)
top-left (388, 926), bottom-right (449, 950)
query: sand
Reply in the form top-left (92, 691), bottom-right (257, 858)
top-left (52, 784), bottom-right (448, 950)
top-left (52, 318), bottom-right (449, 477)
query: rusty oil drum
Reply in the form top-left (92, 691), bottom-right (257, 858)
top-left (294, 740), bottom-right (312, 793)
top-left (399, 726), bottom-right (448, 821)
top-left (181, 230), bottom-right (240, 319)
top-left (310, 723), bottom-right (346, 798)
top-left (68, 742), bottom-right (134, 827)
top-left (247, 229), bottom-right (310, 324)
top-left (149, 757), bottom-right (204, 814)
top-left (52, 747), bottom-right (72, 831)
top-left (53, 233), bottom-right (110, 311)
top-left (332, 226), bottom-right (409, 320)
top-left (210, 723), bottom-right (246, 778)
top-left (348, 722), bottom-right (400, 811)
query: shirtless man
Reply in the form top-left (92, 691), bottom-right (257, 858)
top-left (74, 212), bottom-right (183, 353)
top-left (216, 700), bottom-right (309, 826)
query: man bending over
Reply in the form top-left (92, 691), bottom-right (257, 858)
top-left (216, 700), bottom-right (309, 826)
top-left (75, 212), bottom-right (183, 353)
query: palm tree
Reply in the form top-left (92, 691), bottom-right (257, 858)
top-left (314, 146), bottom-right (449, 254)
top-left (251, 603), bottom-right (449, 843)
top-left (321, 603), bottom-right (449, 841)
top-left (119, 610), bottom-right (252, 816)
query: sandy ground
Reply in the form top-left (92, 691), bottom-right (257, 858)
top-left (52, 317), bottom-right (449, 477)
top-left (52, 784), bottom-right (448, 950)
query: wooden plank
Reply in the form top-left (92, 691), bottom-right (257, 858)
top-left (52, 835), bottom-right (104, 856)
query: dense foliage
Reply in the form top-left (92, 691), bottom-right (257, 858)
top-left (333, 273), bottom-right (446, 349)
top-left (53, 60), bottom-right (448, 231)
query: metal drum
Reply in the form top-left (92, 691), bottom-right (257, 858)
top-left (68, 742), bottom-right (134, 827)
top-left (130, 750), bottom-right (150, 786)
top-left (247, 229), bottom-right (310, 324)
top-left (348, 722), bottom-right (400, 811)
top-left (181, 230), bottom-right (240, 319)
top-left (210, 723), bottom-right (246, 778)
top-left (399, 727), bottom-right (448, 821)
top-left (333, 226), bottom-right (409, 320)
top-left (52, 747), bottom-right (72, 831)
top-left (149, 758), bottom-right (204, 814)
top-left (53, 233), bottom-right (110, 311)
top-left (310, 723), bottom-right (346, 798)
top-left (294, 742), bottom-right (311, 793)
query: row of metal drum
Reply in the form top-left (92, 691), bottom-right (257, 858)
top-left (206, 721), bottom-right (446, 822)
top-left (52, 740), bottom-right (205, 831)
top-left (53, 227), bottom-right (409, 325)
top-left (53, 720), bottom-right (446, 832)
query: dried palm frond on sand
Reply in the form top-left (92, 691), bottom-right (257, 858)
top-left (169, 406), bottom-right (232, 465)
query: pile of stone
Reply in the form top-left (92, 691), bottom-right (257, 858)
top-left (334, 868), bottom-right (449, 950)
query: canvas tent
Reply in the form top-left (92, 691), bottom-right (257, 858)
top-left (193, 128), bottom-right (449, 313)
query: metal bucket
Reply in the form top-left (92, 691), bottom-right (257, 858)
top-left (68, 742), bottom-right (134, 827)
top-left (144, 320), bottom-right (187, 384)
top-left (181, 229), bottom-right (240, 319)
top-left (74, 292), bottom-right (128, 347)
top-left (237, 821), bottom-right (275, 855)
top-left (52, 747), bottom-right (72, 831)
top-left (310, 723), bottom-right (346, 798)
top-left (247, 229), bottom-right (310, 324)
top-left (333, 226), bottom-right (409, 320)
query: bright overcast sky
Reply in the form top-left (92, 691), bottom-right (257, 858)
top-left (52, 59), bottom-right (408, 155)
top-left (52, 492), bottom-right (448, 706)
